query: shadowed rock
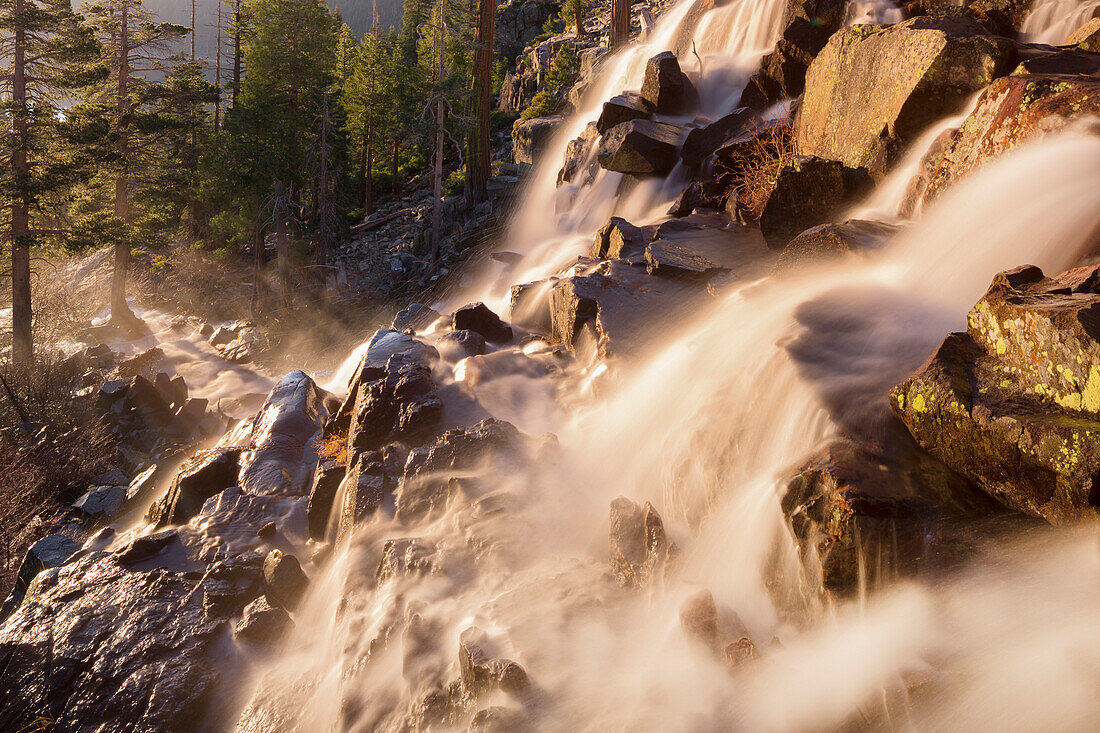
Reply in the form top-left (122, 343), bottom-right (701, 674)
top-left (640, 51), bottom-right (697, 114)
top-left (597, 119), bottom-right (683, 175)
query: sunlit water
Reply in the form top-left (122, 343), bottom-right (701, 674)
top-left (237, 0), bottom-right (1100, 727)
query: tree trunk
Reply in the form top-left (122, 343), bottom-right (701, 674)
top-left (191, 0), bottom-right (196, 60)
top-left (233, 0), bottom-right (242, 107)
top-left (467, 0), bottom-right (494, 203)
top-left (575, 5), bottom-right (584, 35)
top-left (10, 0), bottom-right (32, 367)
top-left (251, 224), bottom-right (266, 315)
top-left (392, 137), bottom-right (400, 195)
top-left (274, 181), bottom-right (290, 300)
top-left (359, 117), bottom-right (374, 214)
top-left (431, 0), bottom-right (447, 263)
top-left (214, 0), bottom-right (223, 131)
top-left (611, 0), bottom-right (630, 50)
top-left (111, 1), bottom-right (134, 325)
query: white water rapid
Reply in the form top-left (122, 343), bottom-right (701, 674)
top-left (239, 1), bottom-right (1100, 730)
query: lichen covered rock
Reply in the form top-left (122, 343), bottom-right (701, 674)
top-left (892, 265), bottom-right (1100, 523)
top-left (795, 16), bottom-right (1016, 176)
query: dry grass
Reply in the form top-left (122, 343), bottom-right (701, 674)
top-left (317, 431), bottom-right (348, 465)
top-left (719, 117), bottom-right (795, 221)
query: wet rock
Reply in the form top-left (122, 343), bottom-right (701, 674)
top-left (920, 74), bottom-right (1100, 206)
top-left (558, 122), bottom-right (600, 185)
top-left (470, 706), bottom-right (528, 733)
top-left (725, 638), bottom-right (760, 669)
top-left (72, 484), bottom-right (126, 520)
top-left (117, 346), bottom-right (164, 379)
top-left (680, 590), bottom-right (721, 650)
top-left (609, 497), bottom-right (676, 588)
top-left (150, 448), bottom-right (241, 527)
top-left (1068, 18), bottom-right (1100, 51)
top-left (597, 119), bottom-right (683, 175)
top-left (550, 259), bottom-right (704, 358)
top-left (307, 458), bottom-right (346, 541)
top-left (892, 265), bottom-right (1100, 524)
top-left (200, 553), bottom-right (263, 615)
top-left (679, 108), bottom-right (756, 168)
top-left (591, 216), bottom-right (654, 260)
top-left (1013, 48), bottom-right (1100, 76)
top-left (512, 115), bottom-right (564, 165)
top-left (342, 356), bottom-right (442, 459)
top-left (115, 529), bottom-right (179, 566)
top-left (237, 372), bottom-right (333, 497)
top-left (262, 549), bottom-right (309, 611)
top-left (257, 522), bottom-right (276, 539)
top-left (376, 538), bottom-right (438, 582)
top-left (393, 303), bottom-right (442, 332)
top-left (0, 534), bottom-right (80, 619)
top-left (739, 0), bottom-right (850, 110)
top-left (458, 627), bottom-right (530, 698)
top-left (0, 553), bottom-right (234, 730)
top-left (509, 281), bottom-right (556, 335)
top-left (361, 329), bottom-right (441, 371)
top-left (648, 213), bottom-right (775, 278)
top-left (337, 450), bottom-right (395, 542)
top-left (772, 219), bottom-right (900, 273)
top-left (758, 156), bottom-right (873, 249)
top-left (783, 436), bottom-right (1018, 595)
top-left (640, 51), bottom-right (697, 114)
top-left (795, 16), bottom-right (1017, 176)
top-left (453, 302), bottom-right (514, 344)
top-left (397, 419), bottom-right (524, 524)
top-left (596, 91), bottom-right (655, 134)
top-left (667, 179), bottom-right (722, 217)
top-left (439, 329), bottom-right (487, 360)
top-left (235, 596), bottom-right (294, 647)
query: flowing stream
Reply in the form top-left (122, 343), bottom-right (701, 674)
top-left (1022, 0), bottom-right (1100, 44)
top-left (242, 0), bottom-right (1100, 729)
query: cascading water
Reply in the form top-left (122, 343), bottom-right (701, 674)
top-left (242, 127), bottom-right (1100, 731)
top-left (237, 0), bottom-right (1100, 717)
top-left (470, 0), bottom-right (788, 309)
top-left (1021, 0), bottom-right (1100, 44)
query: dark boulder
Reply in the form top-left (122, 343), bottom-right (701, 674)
top-left (0, 552), bottom-right (238, 731)
top-left (343, 355), bottom-right (442, 458)
top-left (453, 302), bottom-right (514, 344)
top-left (115, 529), bottom-right (179, 566)
top-left (595, 92), bottom-right (655, 134)
top-left (679, 108), bottom-right (755, 168)
top-left (597, 119), bottom-right (683, 175)
top-left (237, 371), bottom-right (333, 497)
top-left (640, 51), bottom-right (698, 114)
top-left (262, 549), bottom-right (309, 611)
top-left (667, 180), bottom-right (722, 217)
top-left (758, 156), bottom-right (873, 249)
top-left (772, 219), bottom-right (900, 273)
top-left (591, 216), bottom-right (655, 260)
top-left (739, 0), bottom-right (849, 110)
top-left (438, 329), bottom-right (487, 360)
top-left (609, 497), bottom-right (677, 588)
top-left (150, 448), bottom-right (241, 527)
top-left (512, 115), bottom-right (563, 166)
top-left (558, 122), bottom-right (599, 186)
top-left (235, 596), bottom-right (294, 647)
top-left (72, 484), bottom-right (127, 520)
top-left (0, 534), bottom-right (80, 619)
top-left (397, 419), bottom-right (524, 524)
top-left (337, 449), bottom-right (397, 542)
top-left (306, 458), bottom-right (346, 541)
top-left (392, 303), bottom-right (442, 332)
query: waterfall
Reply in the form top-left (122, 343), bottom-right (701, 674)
top-left (241, 73), bottom-right (1100, 733)
top-left (1022, 0), bottom-right (1100, 43)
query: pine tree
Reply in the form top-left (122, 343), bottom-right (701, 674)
top-left (466, 0), bottom-right (494, 202)
top-left (236, 0), bottom-right (337, 297)
top-left (80, 0), bottom-right (190, 325)
top-left (0, 0), bottom-right (103, 365)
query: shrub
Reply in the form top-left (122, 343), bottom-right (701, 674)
top-left (719, 118), bottom-right (795, 220)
